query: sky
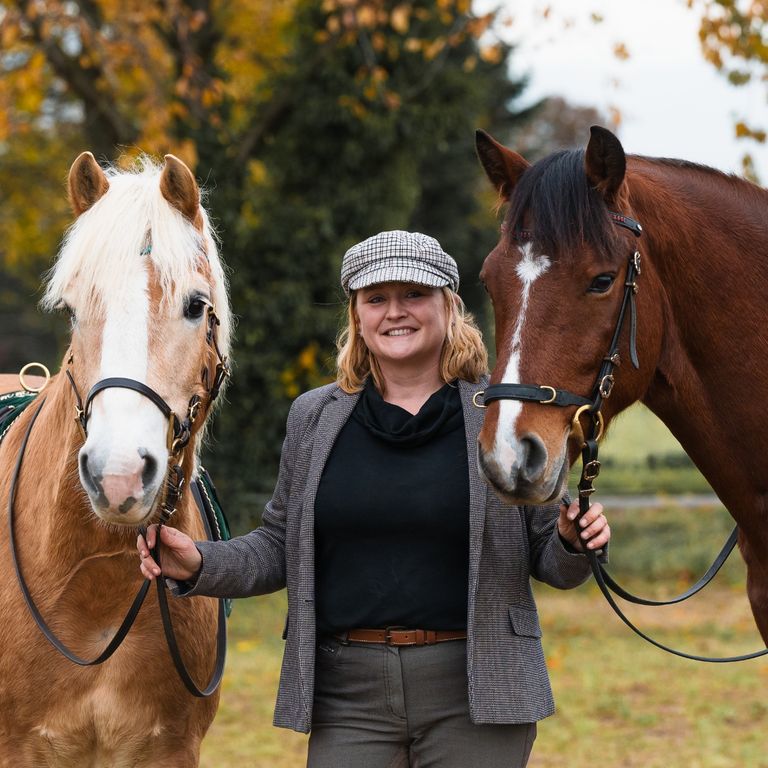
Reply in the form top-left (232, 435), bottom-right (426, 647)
top-left (478, 0), bottom-right (766, 176)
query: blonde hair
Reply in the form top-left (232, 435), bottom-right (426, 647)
top-left (336, 287), bottom-right (488, 393)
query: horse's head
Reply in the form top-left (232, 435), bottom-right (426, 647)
top-left (474, 126), bottom-right (661, 504)
top-left (42, 153), bottom-right (232, 526)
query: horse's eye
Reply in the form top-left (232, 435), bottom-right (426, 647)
top-left (588, 274), bottom-right (615, 293)
top-left (184, 296), bottom-right (208, 320)
top-left (59, 302), bottom-right (77, 327)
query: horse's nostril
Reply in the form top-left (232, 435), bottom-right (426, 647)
top-left (79, 451), bottom-right (97, 492)
top-left (520, 434), bottom-right (548, 483)
top-left (138, 447), bottom-right (158, 487)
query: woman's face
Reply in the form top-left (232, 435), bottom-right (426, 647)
top-left (354, 282), bottom-right (449, 373)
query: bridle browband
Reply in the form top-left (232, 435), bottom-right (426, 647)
top-left (9, 297), bottom-right (233, 696)
top-left (474, 209), bottom-right (768, 663)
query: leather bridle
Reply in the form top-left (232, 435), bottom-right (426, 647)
top-left (474, 210), bottom-right (768, 662)
top-left (8, 300), bottom-right (232, 695)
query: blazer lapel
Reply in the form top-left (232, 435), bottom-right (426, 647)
top-left (458, 378), bottom-right (489, 603)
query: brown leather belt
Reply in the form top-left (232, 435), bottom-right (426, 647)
top-left (334, 628), bottom-right (467, 647)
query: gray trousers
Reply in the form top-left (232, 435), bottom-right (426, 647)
top-left (307, 638), bottom-right (536, 768)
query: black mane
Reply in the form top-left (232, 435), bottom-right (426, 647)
top-left (505, 149), bottom-right (618, 259)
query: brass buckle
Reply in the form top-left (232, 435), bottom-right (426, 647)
top-left (167, 413), bottom-right (180, 453)
top-left (472, 390), bottom-right (486, 409)
top-left (599, 374), bottom-right (615, 398)
top-left (19, 362), bottom-right (51, 393)
top-left (74, 405), bottom-right (87, 440)
top-left (583, 459), bottom-right (602, 481)
top-left (538, 385), bottom-right (557, 404)
top-left (571, 405), bottom-right (605, 445)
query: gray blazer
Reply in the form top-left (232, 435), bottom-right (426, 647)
top-left (187, 377), bottom-right (593, 733)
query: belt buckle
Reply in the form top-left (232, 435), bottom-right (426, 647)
top-left (384, 626), bottom-right (406, 645)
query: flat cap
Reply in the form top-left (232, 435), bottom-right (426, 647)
top-left (340, 230), bottom-right (460, 296)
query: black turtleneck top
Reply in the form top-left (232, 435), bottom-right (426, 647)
top-left (314, 379), bottom-right (470, 634)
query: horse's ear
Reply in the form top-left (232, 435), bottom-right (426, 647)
top-left (68, 152), bottom-right (109, 216)
top-left (160, 154), bottom-right (200, 222)
top-left (475, 130), bottom-right (530, 201)
top-left (584, 125), bottom-right (626, 203)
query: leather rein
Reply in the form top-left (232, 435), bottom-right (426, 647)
top-left (7, 301), bottom-right (232, 695)
top-left (474, 211), bottom-right (768, 663)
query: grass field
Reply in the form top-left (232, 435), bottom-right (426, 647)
top-left (198, 405), bottom-right (759, 766)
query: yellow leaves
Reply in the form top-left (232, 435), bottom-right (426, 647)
top-left (612, 42), bottom-right (630, 61)
top-left (695, 0), bottom-right (767, 155)
top-left (248, 159), bottom-right (268, 186)
top-left (1, 19), bottom-right (20, 48)
top-left (479, 44), bottom-right (503, 65)
top-left (297, 344), bottom-right (317, 371)
top-left (280, 342), bottom-right (329, 399)
top-left (735, 121), bottom-right (767, 141)
top-left (390, 4), bottom-right (410, 34)
top-left (404, 37), bottom-right (422, 53)
top-left (356, 4), bottom-right (377, 28)
top-left (280, 341), bottom-right (321, 398)
top-left (424, 37), bottom-right (446, 61)
top-left (727, 70), bottom-right (752, 85)
top-left (338, 93), bottom-right (368, 119)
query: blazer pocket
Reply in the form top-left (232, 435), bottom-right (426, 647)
top-left (508, 605), bottom-right (543, 638)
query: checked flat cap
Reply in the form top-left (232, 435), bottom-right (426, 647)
top-left (340, 230), bottom-right (460, 296)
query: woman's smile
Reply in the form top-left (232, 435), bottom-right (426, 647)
top-left (355, 282), bottom-right (448, 371)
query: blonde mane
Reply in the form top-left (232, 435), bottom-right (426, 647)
top-left (42, 157), bottom-right (232, 360)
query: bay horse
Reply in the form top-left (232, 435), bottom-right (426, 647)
top-left (474, 126), bottom-right (768, 645)
top-left (0, 152), bottom-right (232, 765)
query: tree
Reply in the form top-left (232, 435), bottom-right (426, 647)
top-left (689, 0), bottom-right (767, 180)
top-left (1, 0), bottom-right (532, 528)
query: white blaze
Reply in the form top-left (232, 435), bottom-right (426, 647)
top-left (491, 243), bottom-right (551, 470)
top-left (85, 264), bottom-right (167, 494)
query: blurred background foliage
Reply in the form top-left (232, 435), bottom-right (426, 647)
top-left (0, 0), bottom-right (760, 530)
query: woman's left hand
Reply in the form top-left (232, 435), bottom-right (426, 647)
top-left (557, 499), bottom-right (610, 554)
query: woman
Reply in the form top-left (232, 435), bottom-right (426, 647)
top-left (138, 230), bottom-right (610, 767)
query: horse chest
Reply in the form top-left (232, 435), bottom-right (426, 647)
top-left (0, 599), bottom-right (213, 765)
top-left (9, 664), bottom-right (204, 767)
top-left (29, 685), bottom-right (168, 766)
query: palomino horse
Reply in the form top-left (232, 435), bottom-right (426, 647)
top-left (0, 152), bottom-right (232, 765)
top-left (474, 126), bottom-right (768, 645)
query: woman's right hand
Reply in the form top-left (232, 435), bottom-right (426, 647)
top-left (137, 524), bottom-right (202, 582)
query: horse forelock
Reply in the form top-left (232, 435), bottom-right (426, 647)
top-left (41, 157), bottom-right (232, 360)
top-left (504, 149), bottom-right (620, 262)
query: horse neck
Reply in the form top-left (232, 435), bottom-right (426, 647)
top-left (627, 159), bottom-right (768, 525)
